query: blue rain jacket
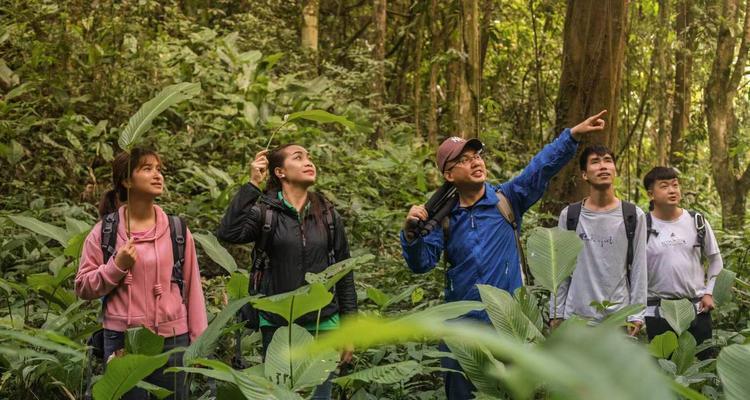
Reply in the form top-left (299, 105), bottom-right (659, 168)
top-left (400, 129), bottom-right (579, 321)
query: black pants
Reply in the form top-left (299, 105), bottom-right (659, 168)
top-left (646, 312), bottom-right (714, 360)
top-left (103, 329), bottom-right (189, 399)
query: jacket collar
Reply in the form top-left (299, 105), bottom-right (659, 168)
top-left (452, 182), bottom-right (498, 211)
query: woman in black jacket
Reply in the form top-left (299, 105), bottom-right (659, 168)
top-left (217, 144), bottom-right (355, 398)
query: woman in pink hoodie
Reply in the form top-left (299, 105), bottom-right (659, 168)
top-left (75, 148), bottom-right (207, 400)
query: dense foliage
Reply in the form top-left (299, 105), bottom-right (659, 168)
top-left (1, 1), bottom-right (749, 399)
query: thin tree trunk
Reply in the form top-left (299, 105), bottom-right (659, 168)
top-left (427, 0), bottom-right (440, 145)
top-left (460, 0), bottom-right (480, 138)
top-left (414, 13), bottom-right (424, 138)
top-left (669, 0), bottom-right (695, 167)
top-left (541, 0), bottom-right (629, 216)
top-left (705, 0), bottom-right (750, 230)
top-left (653, 0), bottom-right (670, 165)
top-left (370, 0), bottom-right (387, 144)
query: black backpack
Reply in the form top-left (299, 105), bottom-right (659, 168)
top-left (239, 201), bottom-right (337, 330)
top-left (83, 211), bottom-right (187, 399)
top-left (646, 210), bottom-right (707, 257)
top-left (565, 200), bottom-right (638, 287)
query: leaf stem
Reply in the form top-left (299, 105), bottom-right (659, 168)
top-left (264, 120), bottom-right (290, 151)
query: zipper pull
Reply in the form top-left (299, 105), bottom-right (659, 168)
top-left (471, 213), bottom-right (476, 229)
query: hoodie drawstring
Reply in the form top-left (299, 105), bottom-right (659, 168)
top-left (153, 241), bottom-right (162, 330)
top-left (124, 272), bottom-right (133, 326)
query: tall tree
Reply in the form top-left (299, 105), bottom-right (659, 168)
top-left (427, 0), bottom-right (441, 145)
top-left (371, 0), bottom-right (387, 143)
top-left (459, 0), bottom-right (480, 138)
top-left (705, 0), bottom-right (750, 230)
top-left (669, 0), bottom-right (695, 166)
top-left (541, 0), bottom-right (630, 215)
top-left (300, 0), bottom-right (320, 68)
top-left (653, 0), bottom-right (671, 165)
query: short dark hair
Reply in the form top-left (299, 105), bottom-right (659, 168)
top-left (643, 166), bottom-right (679, 191)
top-left (579, 145), bottom-right (615, 171)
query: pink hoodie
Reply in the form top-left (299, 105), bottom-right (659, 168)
top-left (75, 205), bottom-right (208, 343)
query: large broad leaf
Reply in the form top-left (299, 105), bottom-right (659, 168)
top-left (717, 343), bottom-right (750, 400)
top-left (92, 349), bottom-right (179, 400)
top-left (226, 272), bottom-right (250, 300)
top-left (168, 358), bottom-right (303, 400)
top-left (193, 232), bottom-right (238, 273)
top-left (444, 338), bottom-right (506, 397)
top-left (252, 283), bottom-right (333, 325)
top-left (477, 285), bottom-right (543, 342)
top-left (649, 331), bottom-right (678, 359)
top-left (304, 254), bottom-right (374, 290)
top-left (0, 329), bottom-right (84, 358)
top-left (135, 381), bottom-right (172, 399)
top-left (264, 325), bottom-right (337, 390)
top-left (118, 82), bottom-right (201, 150)
top-left (659, 299), bottom-right (696, 336)
top-left (287, 109), bottom-right (355, 130)
top-left (126, 327), bottom-right (165, 356)
top-left (8, 215), bottom-right (71, 246)
top-left (526, 227), bottom-right (583, 298)
top-left (712, 269), bottom-right (737, 307)
top-left (397, 300), bottom-right (485, 323)
top-left (333, 360), bottom-right (423, 387)
top-left (183, 297), bottom-right (252, 366)
top-left (671, 332), bottom-right (697, 375)
top-left (597, 304), bottom-right (646, 330)
top-left (514, 286), bottom-right (544, 333)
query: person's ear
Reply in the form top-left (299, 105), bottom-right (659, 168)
top-left (444, 171), bottom-right (455, 183)
top-left (581, 171), bottom-right (588, 182)
top-left (275, 167), bottom-right (285, 179)
top-left (122, 178), bottom-right (132, 189)
top-left (647, 189), bottom-right (654, 200)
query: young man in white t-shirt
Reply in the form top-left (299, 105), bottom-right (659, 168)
top-left (643, 167), bottom-right (724, 355)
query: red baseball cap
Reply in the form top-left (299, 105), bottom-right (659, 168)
top-left (436, 136), bottom-right (484, 173)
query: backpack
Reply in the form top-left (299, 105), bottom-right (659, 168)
top-left (441, 189), bottom-right (531, 285)
top-left (239, 200), bottom-right (337, 330)
top-left (565, 200), bottom-right (638, 287)
top-left (83, 211), bottom-right (187, 399)
top-left (645, 210), bottom-right (707, 257)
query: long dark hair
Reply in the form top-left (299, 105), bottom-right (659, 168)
top-left (98, 148), bottom-right (161, 218)
top-left (266, 144), bottom-right (329, 230)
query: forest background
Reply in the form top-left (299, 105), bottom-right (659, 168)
top-left (1, 0), bottom-right (750, 399)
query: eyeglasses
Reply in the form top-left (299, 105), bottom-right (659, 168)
top-left (447, 151), bottom-right (484, 171)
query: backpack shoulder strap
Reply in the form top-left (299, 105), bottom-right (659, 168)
top-left (251, 203), bottom-right (276, 274)
top-left (99, 211), bottom-right (120, 318)
top-left (566, 201), bottom-right (583, 231)
top-left (688, 210), bottom-right (706, 258)
top-left (100, 211), bottom-right (119, 263)
top-left (645, 212), bottom-right (657, 242)
top-left (496, 190), bottom-right (531, 285)
top-left (168, 215), bottom-right (187, 303)
top-left (621, 201), bottom-right (638, 286)
top-left (323, 201), bottom-right (337, 265)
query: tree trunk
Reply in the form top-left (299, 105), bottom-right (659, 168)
top-left (705, 0), bottom-right (750, 230)
top-left (427, 0), bottom-right (440, 145)
top-left (414, 13), bottom-right (424, 139)
top-left (669, 0), bottom-right (695, 167)
top-left (541, 0), bottom-right (630, 216)
top-left (301, 0), bottom-right (320, 71)
top-left (653, 0), bottom-right (670, 165)
top-left (370, 0), bottom-right (387, 144)
top-left (459, 0), bottom-right (480, 138)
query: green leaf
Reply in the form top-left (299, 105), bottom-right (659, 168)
top-left (8, 215), bottom-right (71, 246)
top-left (264, 325), bottom-right (337, 390)
top-left (0, 329), bottom-right (84, 358)
top-left (243, 102), bottom-right (259, 128)
top-left (64, 229), bottom-right (90, 259)
top-left (366, 286), bottom-right (389, 308)
top-left (712, 269), bottom-right (737, 307)
top-left (64, 217), bottom-right (91, 234)
top-left (286, 109), bottom-right (355, 130)
top-left (444, 339), bottom-right (505, 396)
top-left (398, 300), bottom-right (485, 323)
top-left (382, 284), bottom-right (418, 311)
top-left (514, 286), bottom-right (544, 333)
top-left (169, 358), bottom-right (304, 400)
top-left (477, 284), bottom-right (543, 342)
top-left (125, 327), bottom-right (165, 356)
top-left (135, 380), bottom-right (172, 399)
top-left (672, 332), bottom-right (697, 375)
top-left (717, 343), bottom-right (750, 400)
top-left (597, 304), bottom-right (646, 330)
top-left (252, 283), bottom-right (333, 325)
top-left (333, 360), bottom-right (423, 386)
top-left (659, 299), bottom-right (696, 336)
top-left (183, 297), bottom-right (252, 366)
top-left (118, 82), bottom-right (201, 150)
top-left (92, 349), bottom-right (178, 400)
top-left (193, 232), bottom-right (238, 273)
top-left (227, 272), bottom-right (250, 300)
top-left (526, 227), bottom-right (583, 309)
top-left (304, 254), bottom-right (374, 290)
top-left (668, 379), bottom-right (709, 400)
top-left (649, 331), bottom-right (678, 359)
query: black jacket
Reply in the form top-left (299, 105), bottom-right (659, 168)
top-left (217, 183), bottom-right (357, 326)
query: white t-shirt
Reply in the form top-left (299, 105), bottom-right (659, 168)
top-left (646, 210), bottom-right (720, 299)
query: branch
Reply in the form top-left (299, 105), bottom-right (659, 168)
top-left (730, 0), bottom-right (750, 89)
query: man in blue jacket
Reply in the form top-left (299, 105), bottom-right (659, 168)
top-left (401, 110), bottom-right (607, 399)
